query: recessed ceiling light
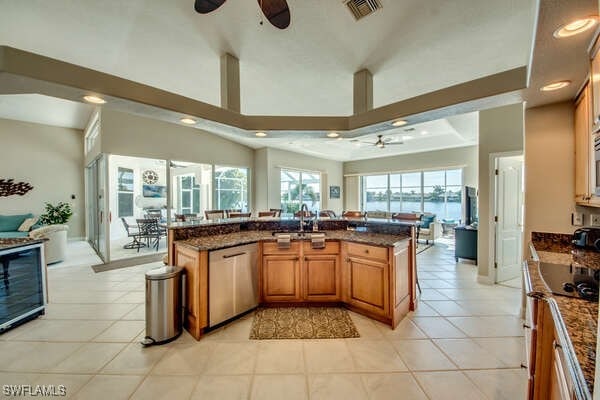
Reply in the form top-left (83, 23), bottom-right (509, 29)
top-left (337, 137), bottom-right (343, 141)
top-left (554, 17), bottom-right (597, 38)
top-left (421, 130), bottom-right (429, 135)
top-left (180, 117), bottom-right (196, 125)
top-left (540, 81), bottom-right (571, 91)
top-left (392, 119), bottom-right (407, 127)
top-left (83, 95), bottom-right (106, 104)
top-left (255, 132), bottom-right (267, 137)
top-left (327, 132), bottom-right (340, 138)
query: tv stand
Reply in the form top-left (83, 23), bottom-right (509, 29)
top-left (454, 225), bottom-right (477, 264)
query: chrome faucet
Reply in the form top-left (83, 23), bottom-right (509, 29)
top-left (299, 203), bottom-right (310, 233)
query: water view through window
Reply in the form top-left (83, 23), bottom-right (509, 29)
top-left (362, 169), bottom-right (462, 220)
top-left (280, 169), bottom-right (321, 216)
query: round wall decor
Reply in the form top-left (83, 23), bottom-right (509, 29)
top-left (142, 170), bottom-right (159, 184)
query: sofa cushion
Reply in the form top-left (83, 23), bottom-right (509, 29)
top-left (0, 214), bottom-right (34, 232)
top-left (18, 217), bottom-right (39, 232)
top-left (0, 231), bottom-right (29, 238)
top-left (421, 215), bottom-right (435, 229)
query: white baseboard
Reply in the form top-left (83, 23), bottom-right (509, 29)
top-left (477, 274), bottom-right (494, 285)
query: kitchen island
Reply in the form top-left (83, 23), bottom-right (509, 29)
top-left (167, 217), bottom-right (417, 340)
top-left (524, 232), bottom-right (598, 400)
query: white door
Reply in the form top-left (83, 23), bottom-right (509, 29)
top-left (495, 156), bottom-right (524, 283)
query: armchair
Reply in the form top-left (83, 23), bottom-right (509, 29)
top-left (29, 224), bottom-right (69, 264)
top-left (418, 213), bottom-right (442, 244)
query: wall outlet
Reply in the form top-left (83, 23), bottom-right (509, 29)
top-left (572, 212), bottom-right (584, 226)
top-left (591, 214), bottom-right (600, 226)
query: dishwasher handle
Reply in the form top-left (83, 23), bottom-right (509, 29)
top-left (222, 252), bottom-right (247, 259)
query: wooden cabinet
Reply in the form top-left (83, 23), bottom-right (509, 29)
top-left (174, 243), bottom-right (208, 340)
top-left (303, 241), bottom-right (340, 301)
top-left (343, 242), bottom-right (390, 319)
top-left (262, 255), bottom-right (302, 302)
top-left (574, 82), bottom-right (593, 205)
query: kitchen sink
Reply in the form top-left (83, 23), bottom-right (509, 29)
top-left (272, 231), bottom-right (327, 240)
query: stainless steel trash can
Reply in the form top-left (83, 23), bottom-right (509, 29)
top-left (141, 266), bottom-right (185, 346)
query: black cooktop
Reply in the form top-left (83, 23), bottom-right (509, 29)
top-left (539, 262), bottom-right (599, 302)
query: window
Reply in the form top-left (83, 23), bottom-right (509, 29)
top-left (117, 167), bottom-right (134, 217)
top-left (177, 175), bottom-right (201, 214)
top-left (214, 166), bottom-right (249, 211)
top-left (280, 169), bottom-right (321, 216)
top-left (360, 169), bottom-right (463, 220)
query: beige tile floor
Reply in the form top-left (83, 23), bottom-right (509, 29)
top-left (0, 240), bottom-right (526, 399)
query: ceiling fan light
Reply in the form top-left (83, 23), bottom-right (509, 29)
top-left (392, 119), bottom-right (407, 127)
top-left (377, 142), bottom-right (385, 148)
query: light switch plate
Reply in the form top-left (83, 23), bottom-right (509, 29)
top-left (572, 212), bottom-right (584, 226)
top-left (591, 214), bottom-right (600, 226)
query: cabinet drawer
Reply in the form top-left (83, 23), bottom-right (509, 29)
top-left (303, 241), bottom-right (340, 255)
top-left (346, 242), bottom-right (388, 263)
top-left (262, 241), bottom-right (301, 255)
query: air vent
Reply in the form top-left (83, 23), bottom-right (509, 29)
top-left (345, 0), bottom-right (382, 21)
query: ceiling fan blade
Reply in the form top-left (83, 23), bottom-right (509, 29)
top-left (257, 0), bottom-right (290, 29)
top-left (194, 0), bottom-right (226, 14)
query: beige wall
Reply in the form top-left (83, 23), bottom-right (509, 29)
top-left (254, 148), bottom-right (344, 214)
top-left (342, 145), bottom-right (479, 210)
top-left (524, 102), bottom-right (587, 241)
top-left (253, 148), bottom-right (269, 212)
top-left (478, 103), bottom-right (525, 281)
top-left (0, 118), bottom-right (85, 238)
top-left (99, 109), bottom-right (254, 169)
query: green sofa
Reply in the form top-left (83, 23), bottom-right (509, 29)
top-left (0, 213), bottom-right (37, 238)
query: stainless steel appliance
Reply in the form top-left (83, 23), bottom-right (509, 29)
top-left (209, 243), bottom-right (258, 327)
top-left (539, 262), bottom-right (599, 301)
top-left (0, 242), bottom-right (46, 333)
top-left (142, 266), bottom-right (185, 345)
top-left (572, 227), bottom-right (600, 249)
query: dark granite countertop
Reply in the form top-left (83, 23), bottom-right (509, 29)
top-left (167, 216), bottom-right (418, 230)
top-left (176, 230), bottom-right (411, 251)
top-left (528, 232), bottom-right (599, 398)
top-left (0, 237), bottom-right (45, 252)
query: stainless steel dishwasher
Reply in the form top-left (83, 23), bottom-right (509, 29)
top-left (208, 243), bottom-right (258, 326)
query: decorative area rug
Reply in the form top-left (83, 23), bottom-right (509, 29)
top-left (91, 253), bottom-right (165, 273)
top-left (249, 307), bottom-right (360, 340)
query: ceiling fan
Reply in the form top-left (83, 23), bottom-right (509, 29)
top-left (194, 0), bottom-right (291, 29)
top-left (351, 135), bottom-right (403, 149)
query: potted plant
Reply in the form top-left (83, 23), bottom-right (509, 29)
top-left (39, 202), bottom-right (73, 225)
top-left (30, 202), bottom-right (73, 264)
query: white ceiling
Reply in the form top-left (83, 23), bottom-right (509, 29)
top-left (209, 111), bottom-right (479, 161)
top-left (0, 94), bottom-right (92, 129)
top-left (0, 0), bottom-right (536, 116)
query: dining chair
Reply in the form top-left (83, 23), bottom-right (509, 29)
top-left (269, 208), bottom-right (282, 217)
top-left (342, 210), bottom-right (366, 218)
top-left (226, 209), bottom-right (242, 217)
top-left (121, 218), bottom-right (145, 250)
top-left (258, 211), bottom-right (278, 217)
top-left (228, 212), bottom-right (251, 218)
top-left (204, 210), bottom-right (225, 220)
top-left (319, 210), bottom-right (337, 218)
top-left (136, 218), bottom-right (162, 252)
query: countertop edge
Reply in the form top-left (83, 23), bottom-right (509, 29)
top-left (525, 242), bottom-right (593, 400)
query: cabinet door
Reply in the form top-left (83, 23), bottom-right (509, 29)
top-left (575, 83), bottom-right (592, 203)
top-left (346, 256), bottom-right (389, 317)
top-left (262, 255), bottom-right (301, 301)
top-left (304, 254), bottom-right (340, 301)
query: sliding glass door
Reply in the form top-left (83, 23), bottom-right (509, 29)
top-left (280, 169), bottom-right (321, 216)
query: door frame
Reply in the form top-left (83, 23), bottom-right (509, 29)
top-left (487, 150), bottom-right (524, 284)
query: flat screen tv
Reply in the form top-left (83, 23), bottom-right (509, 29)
top-left (464, 186), bottom-right (478, 226)
top-left (143, 184), bottom-right (166, 198)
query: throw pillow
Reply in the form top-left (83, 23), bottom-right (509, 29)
top-left (421, 215), bottom-right (435, 229)
top-left (18, 217), bottom-right (39, 232)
